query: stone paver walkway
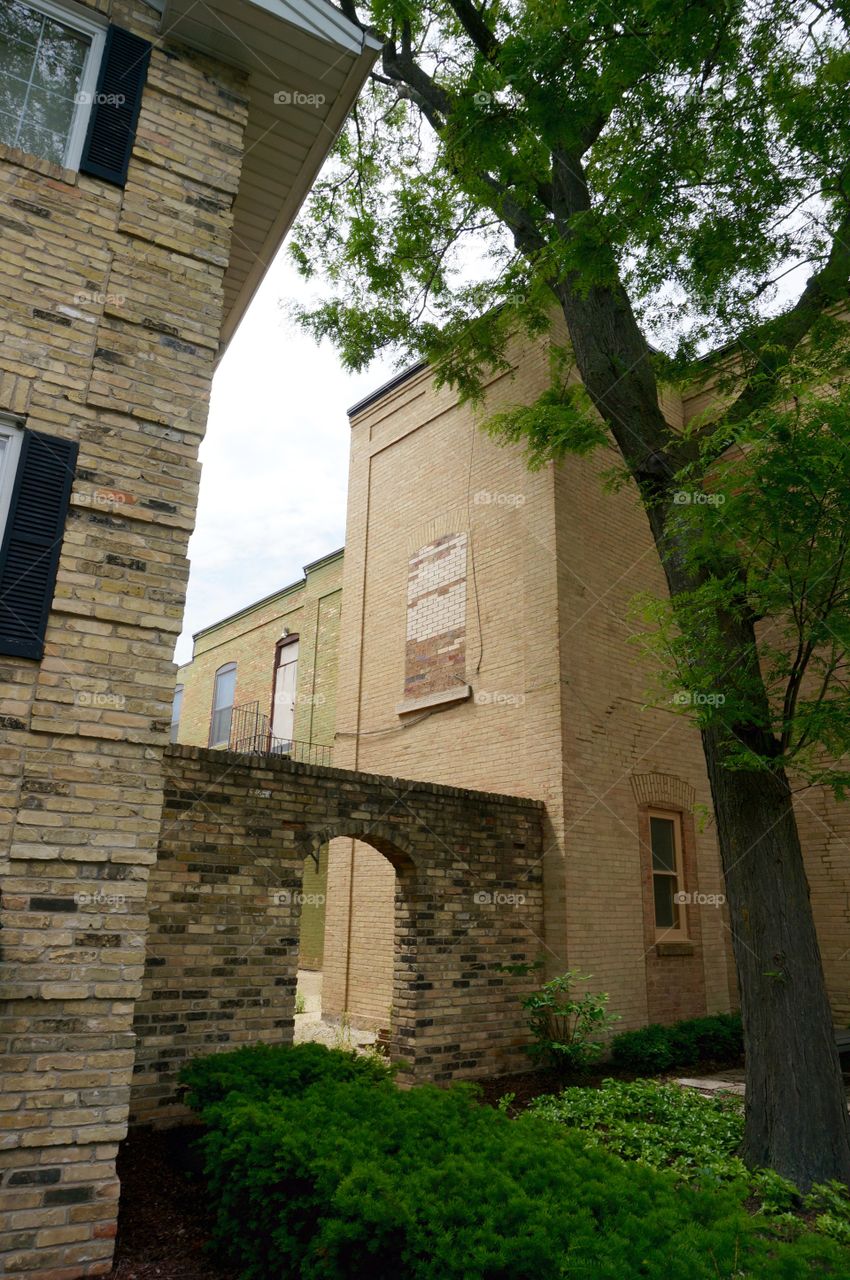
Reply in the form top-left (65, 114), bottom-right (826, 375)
top-left (676, 1068), bottom-right (850, 1106)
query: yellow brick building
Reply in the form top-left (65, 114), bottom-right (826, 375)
top-left (324, 320), bottom-right (849, 1034)
top-left (0, 2), bottom-right (376, 1274)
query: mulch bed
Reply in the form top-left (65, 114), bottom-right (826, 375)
top-left (107, 1126), bottom-right (231, 1280)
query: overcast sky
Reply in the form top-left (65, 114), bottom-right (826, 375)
top-left (174, 247), bottom-right (394, 667)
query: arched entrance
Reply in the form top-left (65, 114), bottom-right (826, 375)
top-left (130, 745), bottom-right (545, 1124)
top-left (297, 823), bottom-right (417, 1060)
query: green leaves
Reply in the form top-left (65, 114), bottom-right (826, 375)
top-left (484, 381), bottom-right (609, 466)
top-left (634, 385), bottom-right (850, 787)
top-left (521, 970), bottom-right (621, 1069)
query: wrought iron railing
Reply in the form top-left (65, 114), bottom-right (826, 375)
top-left (228, 701), bottom-right (333, 767)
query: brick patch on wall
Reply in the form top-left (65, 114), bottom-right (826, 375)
top-left (404, 533), bottom-right (468, 700)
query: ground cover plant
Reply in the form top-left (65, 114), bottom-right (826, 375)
top-left (529, 1078), bottom-right (850, 1245)
top-left (180, 1044), bottom-right (850, 1279)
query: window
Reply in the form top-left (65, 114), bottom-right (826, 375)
top-left (649, 810), bottom-right (686, 935)
top-left (0, 416), bottom-right (24, 538)
top-left (0, 0), bottom-right (106, 169)
top-left (209, 663), bottom-right (236, 748)
top-left (170, 684), bottom-right (183, 744)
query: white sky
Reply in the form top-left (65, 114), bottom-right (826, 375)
top-left (173, 246), bottom-right (394, 666)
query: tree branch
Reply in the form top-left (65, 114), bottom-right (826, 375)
top-left (445, 0), bottom-right (500, 61)
top-left (715, 201), bottom-right (850, 433)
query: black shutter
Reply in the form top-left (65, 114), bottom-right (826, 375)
top-left (79, 25), bottom-right (151, 186)
top-left (0, 431), bottom-right (78, 661)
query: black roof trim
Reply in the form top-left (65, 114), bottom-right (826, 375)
top-left (347, 360), bottom-right (428, 418)
top-left (302, 546), bottom-right (344, 574)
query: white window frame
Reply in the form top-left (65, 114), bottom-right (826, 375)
top-left (4, 0), bottom-right (107, 171)
top-left (0, 414), bottom-right (25, 540)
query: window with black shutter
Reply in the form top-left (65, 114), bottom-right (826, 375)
top-left (79, 24), bottom-right (151, 186)
top-left (0, 429), bottom-right (78, 661)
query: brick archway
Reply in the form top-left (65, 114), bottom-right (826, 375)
top-left (130, 745), bottom-right (545, 1124)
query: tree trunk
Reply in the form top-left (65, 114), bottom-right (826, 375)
top-left (700, 731), bottom-right (850, 1188)
top-left (549, 207), bottom-right (850, 1188)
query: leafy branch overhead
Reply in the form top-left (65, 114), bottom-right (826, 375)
top-left (293, 0), bottom-right (850, 789)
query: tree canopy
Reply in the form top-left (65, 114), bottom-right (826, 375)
top-left (291, 0), bottom-right (850, 791)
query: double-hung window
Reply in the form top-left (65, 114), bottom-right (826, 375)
top-left (649, 810), bottom-right (687, 936)
top-left (209, 664), bottom-right (236, 748)
top-left (170, 684), bottom-right (184, 744)
top-left (0, 0), bottom-right (106, 170)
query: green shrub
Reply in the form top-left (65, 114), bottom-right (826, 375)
top-left (611, 1013), bottom-right (743, 1073)
top-left (522, 970), bottom-right (620, 1070)
top-left (186, 1045), bottom-right (847, 1279)
top-left (178, 1041), bottom-right (391, 1112)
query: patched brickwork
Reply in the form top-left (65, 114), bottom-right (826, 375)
top-left (130, 744), bottom-right (545, 1124)
top-left (403, 533), bottom-right (468, 701)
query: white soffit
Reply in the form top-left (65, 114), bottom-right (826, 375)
top-left (161, 0), bottom-right (380, 350)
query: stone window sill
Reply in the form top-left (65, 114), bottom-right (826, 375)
top-left (396, 684), bottom-right (472, 716)
top-left (0, 141), bottom-right (78, 186)
top-left (655, 939), bottom-right (695, 957)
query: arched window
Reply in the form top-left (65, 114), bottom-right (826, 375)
top-left (169, 683), bottom-right (183, 743)
top-left (209, 662), bottom-right (236, 747)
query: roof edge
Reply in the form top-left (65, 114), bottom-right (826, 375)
top-left (347, 359), bottom-right (428, 418)
top-left (190, 544), bottom-right (345, 645)
top-left (303, 545), bottom-right (344, 574)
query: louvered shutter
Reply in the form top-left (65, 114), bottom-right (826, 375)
top-left (79, 25), bottom-right (151, 186)
top-left (0, 431), bottom-right (78, 661)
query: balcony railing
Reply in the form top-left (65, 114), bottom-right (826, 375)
top-left (228, 701), bottom-right (333, 767)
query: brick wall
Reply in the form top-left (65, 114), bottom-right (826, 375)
top-left (0, 4), bottom-right (250, 1274)
top-left (131, 745), bottom-right (545, 1124)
